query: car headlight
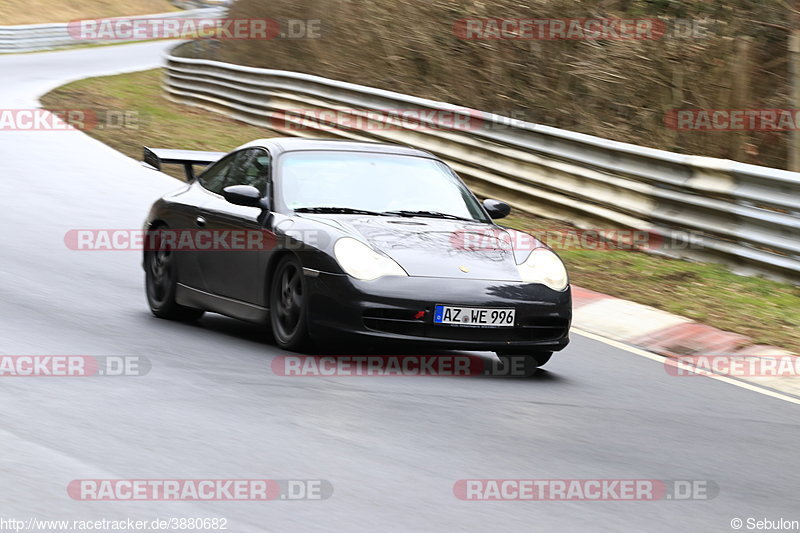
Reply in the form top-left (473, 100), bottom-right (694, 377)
top-left (517, 248), bottom-right (569, 291)
top-left (334, 237), bottom-right (407, 281)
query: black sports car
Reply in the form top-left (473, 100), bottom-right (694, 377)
top-left (142, 138), bottom-right (571, 367)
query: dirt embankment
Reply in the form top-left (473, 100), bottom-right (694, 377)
top-left (0, 0), bottom-right (178, 25)
top-left (208, 0), bottom-right (790, 168)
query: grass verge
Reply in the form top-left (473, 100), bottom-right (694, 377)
top-left (501, 212), bottom-right (800, 353)
top-left (41, 68), bottom-right (800, 353)
top-left (41, 69), bottom-right (276, 180)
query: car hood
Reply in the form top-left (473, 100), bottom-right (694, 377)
top-left (297, 214), bottom-right (533, 281)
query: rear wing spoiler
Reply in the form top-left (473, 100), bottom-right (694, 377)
top-left (142, 146), bottom-right (226, 181)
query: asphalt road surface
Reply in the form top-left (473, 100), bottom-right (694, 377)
top-left (0, 42), bottom-right (797, 533)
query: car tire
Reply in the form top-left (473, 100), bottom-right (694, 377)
top-left (495, 351), bottom-right (553, 372)
top-left (145, 226), bottom-right (204, 321)
top-left (270, 255), bottom-right (312, 351)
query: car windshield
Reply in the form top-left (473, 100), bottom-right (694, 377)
top-left (279, 151), bottom-right (488, 221)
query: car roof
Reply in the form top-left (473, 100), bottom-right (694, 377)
top-left (236, 137), bottom-right (438, 158)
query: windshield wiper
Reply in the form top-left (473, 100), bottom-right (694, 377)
top-left (294, 206), bottom-right (389, 216)
top-left (382, 210), bottom-right (475, 221)
top-left (295, 207), bottom-right (477, 221)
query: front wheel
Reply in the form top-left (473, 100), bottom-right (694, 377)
top-left (270, 255), bottom-right (311, 351)
top-left (145, 227), bottom-right (204, 321)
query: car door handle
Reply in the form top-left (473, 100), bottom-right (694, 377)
top-left (195, 216), bottom-right (207, 227)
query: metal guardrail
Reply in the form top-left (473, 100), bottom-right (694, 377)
top-left (163, 45), bottom-right (800, 283)
top-left (0, 8), bottom-right (225, 53)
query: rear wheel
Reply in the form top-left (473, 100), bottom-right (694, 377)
top-left (270, 255), bottom-right (311, 351)
top-left (145, 226), bottom-right (204, 321)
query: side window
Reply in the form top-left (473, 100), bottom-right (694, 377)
top-left (226, 149), bottom-right (271, 196)
top-left (197, 152), bottom-right (237, 194)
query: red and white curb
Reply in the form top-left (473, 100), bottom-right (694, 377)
top-left (571, 285), bottom-right (800, 398)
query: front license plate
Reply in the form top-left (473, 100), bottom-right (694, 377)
top-left (433, 305), bottom-right (515, 327)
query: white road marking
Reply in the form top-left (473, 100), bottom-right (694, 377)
top-left (573, 327), bottom-right (800, 406)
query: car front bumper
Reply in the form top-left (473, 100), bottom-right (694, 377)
top-left (304, 271), bottom-right (571, 352)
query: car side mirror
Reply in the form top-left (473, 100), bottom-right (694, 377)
top-left (483, 199), bottom-right (511, 219)
top-left (223, 185), bottom-right (264, 208)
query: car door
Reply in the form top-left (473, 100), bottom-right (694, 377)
top-left (196, 148), bottom-right (274, 305)
top-left (169, 152), bottom-right (239, 293)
